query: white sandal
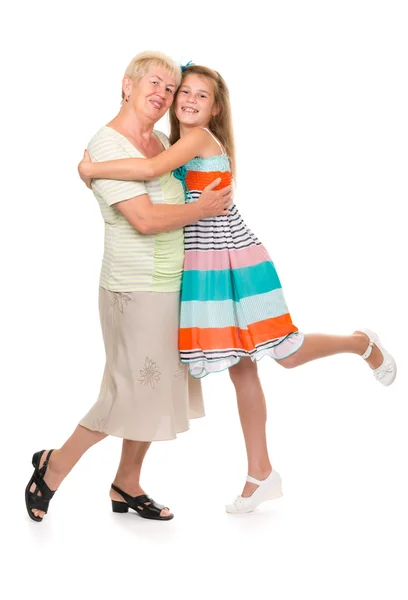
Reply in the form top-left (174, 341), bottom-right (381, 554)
top-left (358, 328), bottom-right (397, 386)
top-left (225, 471), bottom-right (283, 514)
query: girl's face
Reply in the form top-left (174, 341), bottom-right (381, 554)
top-left (175, 74), bottom-right (218, 127)
top-left (126, 66), bottom-right (177, 122)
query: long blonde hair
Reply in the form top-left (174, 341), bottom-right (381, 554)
top-left (169, 65), bottom-right (236, 178)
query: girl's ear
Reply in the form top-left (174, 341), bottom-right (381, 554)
top-left (211, 103), bottom-right (221, 117)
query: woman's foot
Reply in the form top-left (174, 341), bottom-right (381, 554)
top-left (27, 450), bottom-right (65, 520)
top-left (110, 480), bottom-right (173, 519)
top-left (353, 329), bottom-right (397, 385)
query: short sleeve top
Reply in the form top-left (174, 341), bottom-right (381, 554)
top-left (88, 126), bottom-right (185, 292)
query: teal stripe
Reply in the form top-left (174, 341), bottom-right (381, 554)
top-left (181, 262), bottom-right (282, 302)
top-left (185, 154), bottom-right (230, 173)
top-left (180, 289), bottom-right (289, 329)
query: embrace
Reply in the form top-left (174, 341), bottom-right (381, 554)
top-left (25, 51), bottom-right (396, 523)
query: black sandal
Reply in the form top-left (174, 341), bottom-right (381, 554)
top-left (25, 450), bottom-right (56, 522)
top-left (110, 483), bottom-right (174, 521)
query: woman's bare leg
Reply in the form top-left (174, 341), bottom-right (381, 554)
top-left (30, 425), bottom-right (107, 519)
top-left (229, 358), bottom-right (272, 498)
top-left (110, 440), bottom-right (172, 518)
top-left (30, 428), bottom-right (169, 518)
top-left (277, 331), bottom-right (383, 369)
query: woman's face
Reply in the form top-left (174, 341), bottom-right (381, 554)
top-left (129, 66), bottom-right (177, 123)
top-left (175, 74), bottom-right (217, 127)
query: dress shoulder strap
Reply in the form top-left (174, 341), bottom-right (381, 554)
top-left (202, 127), bottom-right (225, 155)
top-left (153, 130), bottom-right (170, 150)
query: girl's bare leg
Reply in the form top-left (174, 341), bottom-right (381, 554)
top-left (229, 358), bottom-right (272, 498)
top-left (277, 331), bottom-right (383, 369)
top-left (227, 332), bottom-right (384, 500)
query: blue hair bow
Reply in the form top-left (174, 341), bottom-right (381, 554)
top-left (180, 60), bottom-right (194, 72)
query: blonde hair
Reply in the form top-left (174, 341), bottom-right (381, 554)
top-left (169, 65), bottom-right (236, 178)
top-left (122, 51), bottom-right (182, 101)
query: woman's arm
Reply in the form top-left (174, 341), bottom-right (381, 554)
top-left (117, 178), bottom-right (232, 234)
top-left (78, 128), bottom-right (211, 182)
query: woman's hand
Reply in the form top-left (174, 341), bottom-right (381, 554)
top-left (78, 150), bottom-right (93, 189)
top-left (197, 178), bottom-right (233, 218)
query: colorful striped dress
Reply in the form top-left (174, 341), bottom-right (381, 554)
top-left (177, 129), bottom-right (304, 378)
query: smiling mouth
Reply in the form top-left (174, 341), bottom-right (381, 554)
top-left (182, 107), bottom-right (199, 114)
top-left (150, 100), bottom-right (163, 110)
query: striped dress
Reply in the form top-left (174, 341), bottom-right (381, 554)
top-left (178, 132), bottom-right (304, 378)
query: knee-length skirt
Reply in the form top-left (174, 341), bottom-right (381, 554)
top-left (79, 287), bottom-right (204, 441)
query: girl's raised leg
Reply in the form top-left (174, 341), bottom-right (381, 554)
top-left (278, 331), bottom-right (384, 370)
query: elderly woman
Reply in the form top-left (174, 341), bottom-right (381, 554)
top-left (25, 51), bottom-right (232, 522)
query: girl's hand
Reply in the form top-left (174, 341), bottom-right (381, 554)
top-left (78, 150), bottom-right (93, 189)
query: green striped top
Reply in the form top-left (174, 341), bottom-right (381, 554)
top-left (88, 126), bottom-right (185, 292)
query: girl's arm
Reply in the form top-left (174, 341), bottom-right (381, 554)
top-left (78, 128), bottom-right (211, 182)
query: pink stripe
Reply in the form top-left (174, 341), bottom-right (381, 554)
top-left (184, 245), bottom-right (272, 271)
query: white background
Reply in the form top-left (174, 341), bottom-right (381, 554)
top-left (2, 1), bottom-right (407, 598)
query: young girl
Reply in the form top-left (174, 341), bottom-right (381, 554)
top-left (78, 64), bottom-right (396, 513)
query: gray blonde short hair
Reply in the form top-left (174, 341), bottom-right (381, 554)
top-left (122, 51), bottom-right (181, 100)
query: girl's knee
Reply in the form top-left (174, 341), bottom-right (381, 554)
top-left (229, 358), bottom-right (257, 382)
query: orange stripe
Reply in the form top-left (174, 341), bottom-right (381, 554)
top-left (179, 314), bottom-right (299, 352)
top-left (185, 171), bottom-right (232, 191)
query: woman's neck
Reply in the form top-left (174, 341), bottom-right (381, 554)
top-left (108, 109), bottom-right (155, 144)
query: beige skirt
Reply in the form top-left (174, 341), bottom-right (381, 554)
top-left (79, 287), bottom-right (204, 441)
